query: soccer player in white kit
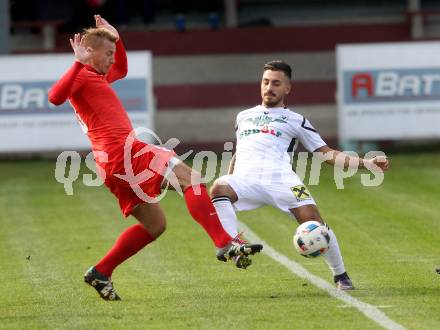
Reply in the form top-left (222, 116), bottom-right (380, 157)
top-left (210, 60), bottom-right (390, 290)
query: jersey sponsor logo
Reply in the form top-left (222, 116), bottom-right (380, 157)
top-left (343, 68), bottom-right (440, 104)
top-left (239, 125), bottom-right (282, 138)
top-left (245, 115), bottom-right (288, 126)
top-left (291, 185), bottom-right (312, 201)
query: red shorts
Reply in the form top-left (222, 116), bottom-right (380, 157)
top-left (99, 141), bottom-right (176, 217)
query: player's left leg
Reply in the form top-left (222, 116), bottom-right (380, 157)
top-left (168, 161), bottom-right (232, 248)
top-left (167, 161), bottom-right (262, 267)
top-left (290, 204), bottom-right (354, 290)
top-left (85, 203), bottom-right (165, 300)
top-left (95, 203), bottom-right (164, 275)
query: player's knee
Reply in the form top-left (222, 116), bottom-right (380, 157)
top-left (189, 170), bottom-right (202, 186)
top-left (183, 172), bottom-right (203, 191)
top-left (154, 221), bottom-right (167, 237)
top-left (178, 175), bottom-right (198, 192)
top-left (291, 205), bottom-right (323, 223)
top-left (148, 219), bottom-right (166, 238)
top-left (210, 179), bottom-right (230, 197)
top-left (210, 180), bottom-right (221, 196)
top-left (172, 162), bottom-right (202, 190)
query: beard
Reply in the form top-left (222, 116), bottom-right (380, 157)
top-left (263, 95), bottom-right (283, 107)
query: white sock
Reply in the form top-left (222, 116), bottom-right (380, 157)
top-left (322, 223), bottom-right (346, 276)
top-left (212, 196), bottom-right (239, 238)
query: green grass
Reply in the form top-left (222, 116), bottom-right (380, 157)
top-left (0, 153), bottom-right (439, 329)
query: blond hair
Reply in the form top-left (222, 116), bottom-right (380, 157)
top-left (82, 27), bottom-right (117, 48)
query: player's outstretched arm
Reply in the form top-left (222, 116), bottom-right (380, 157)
top-left (95, 15), bottom-right (128, 82)
top-left (48, 33), bottom-right (88, 105)
top-left (315, 145), bottom-right (390, 172)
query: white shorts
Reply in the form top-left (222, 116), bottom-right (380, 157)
top-left (218, 172), bottom-right (316, 216)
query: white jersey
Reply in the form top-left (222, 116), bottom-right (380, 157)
top-left (234, 105), bottom-right (326, 179)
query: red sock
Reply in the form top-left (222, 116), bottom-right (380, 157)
top-left (95, 224), bottom-right (154, 277)
top-left (184, 185), bottom-right (232, 248)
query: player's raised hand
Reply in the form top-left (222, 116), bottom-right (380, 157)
top-left (69, 33), bottom-right (92, 64)
top-left (366, 156), bottom-right (390, 172)
top-left (94, 14), bottom-right (119, 40)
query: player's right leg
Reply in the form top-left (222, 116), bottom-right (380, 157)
top-left (210, 177), bottom-right (263, 268)
top-left (85, 203), bottom-right (165, 300)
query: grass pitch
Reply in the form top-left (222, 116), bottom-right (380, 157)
top-left (0, 152), bottom-right (439, 329)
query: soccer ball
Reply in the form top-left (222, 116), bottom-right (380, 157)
top-left (293, 221), bottom-right (330, 258)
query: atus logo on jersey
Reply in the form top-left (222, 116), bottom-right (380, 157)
top-left (344, 68), bottom-right (440, 104)
top-left (245, 115), bottom-right (288, 126)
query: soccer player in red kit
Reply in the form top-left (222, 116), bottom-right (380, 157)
top-left (48, 15), bottom-right (262, 301)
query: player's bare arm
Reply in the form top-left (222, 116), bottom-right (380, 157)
top-left (316, 145), bottom-right (390, 171)
top-left (228, 153), bottom-right (236, 174)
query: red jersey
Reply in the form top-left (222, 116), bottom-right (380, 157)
top-left (49, 39), bottom-right (176, 215)
top-left (48, 40), bottom-right (131, 172)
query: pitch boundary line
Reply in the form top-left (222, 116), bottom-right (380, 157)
top-left (239, 222), bottom-right (407, 330)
